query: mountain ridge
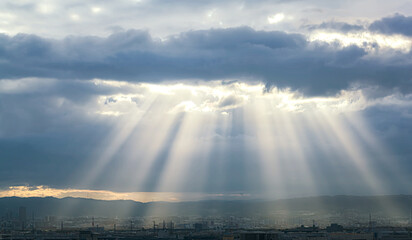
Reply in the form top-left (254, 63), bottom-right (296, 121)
top-left (1, 195), bottom-right (411, 218)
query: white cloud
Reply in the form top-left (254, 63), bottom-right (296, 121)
top-left (91, 7), bottom-right (102, 14)
top-left (0, 0), bottom-right (410, 38)
top-left (36, 3), bottom-right (55, 14)
top-left (70, 13), bottom-right (80, 21)
top-left (267, 13), bottom-right (285, 24)
top-left (309, 31), bottom-right (412, 52)
top-left (1, 78), bottom-right (405, 116)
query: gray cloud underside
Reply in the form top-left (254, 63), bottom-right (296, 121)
top-left (370, 14), bottom-right (412, 36)
top-left (1, 26), bottom-right (412, 96)
top-left (304, 14), bottom-right (412, 35)
top-left (303, 21), bottom-right (365, 33)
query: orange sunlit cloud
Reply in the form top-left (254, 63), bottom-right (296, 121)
top-left (0, 186), bottom-right (250, 202)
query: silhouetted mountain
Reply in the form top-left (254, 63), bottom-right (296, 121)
top-left (0, 195), bottom-right (411, 218)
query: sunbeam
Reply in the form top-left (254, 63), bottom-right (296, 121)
top-left (47, 80), bottom-right (408, 201)
top-left (80, 93), bottom-right (159, 189)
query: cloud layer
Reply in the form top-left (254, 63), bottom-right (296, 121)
top-left (1, 26), bottom-right (412, 95)
top-left (370, 14), bottom-right (412, 36)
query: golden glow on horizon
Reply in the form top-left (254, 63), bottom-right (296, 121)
top-left (0, 186), bottom-right (250, 202)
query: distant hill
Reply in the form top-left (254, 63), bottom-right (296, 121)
top-left (0, 195), bottom-right (411, 218)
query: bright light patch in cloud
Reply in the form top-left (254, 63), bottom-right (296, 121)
top-left (95, 111), bottom-right (124, 117)
top-left (91, 7), bottom-right (102, 14)
top-left (36, 3), bottom-right (55, 14)
top-left (2, 78), bottom-right (410, 116)
top-left (70, 14), bottom-right (80, 21)
top-left (84, 80), bottom-right (408, 115)
top-left (267, 13), bottom-right (285, 24)
top-left (207, 9), bottom-right (216, 18)
top-left (309, 31), bottom-right (412, 52)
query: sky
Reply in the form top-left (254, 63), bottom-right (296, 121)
top-left (0, 0), bottom-right (412, 202)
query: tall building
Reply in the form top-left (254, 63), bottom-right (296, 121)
top-left (409, 208), bottom-right (412, 225)
top-left (19, 206), bottom-right (27, 230)
top-left (19, 206), bottom-right (26, 222)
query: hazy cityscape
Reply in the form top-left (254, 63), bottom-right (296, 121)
top-left (1, 196), bottom-right (412, 239)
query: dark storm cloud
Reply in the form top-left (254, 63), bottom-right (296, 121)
top-left (1, 27), bottom-right (412, 95)
top-left (369, 14), bottom-right (412, 36)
